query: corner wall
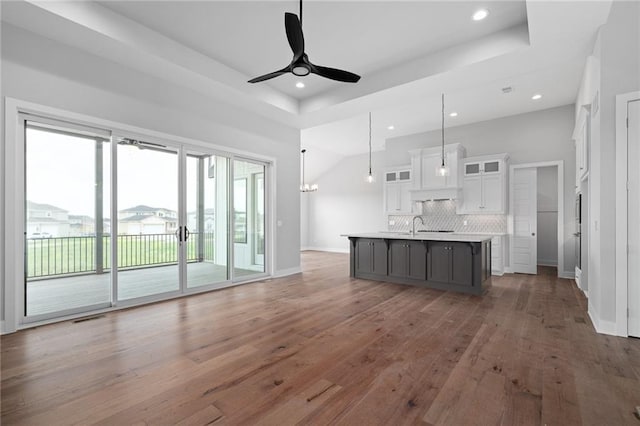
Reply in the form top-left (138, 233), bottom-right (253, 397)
top-left (581, 0), bottom-right (640, 334)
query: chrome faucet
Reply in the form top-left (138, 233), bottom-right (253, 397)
top-left (411, 215), bottom-right (425, 235)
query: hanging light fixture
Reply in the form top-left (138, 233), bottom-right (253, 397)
top-left (436, 93), bottom-right (450, 177)
top-left (365, 112), bottom-right (375, 183)
top-left (300, 149), bottom-right (318, 192)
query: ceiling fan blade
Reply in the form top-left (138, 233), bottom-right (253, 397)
top-left (248, 68), bottom-right (289, 83)
top-left (310, 64), bottom-right (360, 83)
top-left (285, 12), bottom-right (305, 61)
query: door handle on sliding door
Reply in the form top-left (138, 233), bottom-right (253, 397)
top-left (175, 226), bottom-right (183, 242)
top-left (184, 227), bottom-right (190, 241)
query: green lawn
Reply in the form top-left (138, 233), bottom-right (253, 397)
top-left (27, 233), bottom-right (215, 278)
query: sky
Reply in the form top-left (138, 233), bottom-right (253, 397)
top-left (26, 128), bottom-right (207, 218)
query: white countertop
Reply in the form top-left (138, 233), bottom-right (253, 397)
top-left (341, 232), bottom-right (494, 242)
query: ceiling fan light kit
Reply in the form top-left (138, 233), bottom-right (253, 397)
top-left (248, 0), bottom-right (360, 84)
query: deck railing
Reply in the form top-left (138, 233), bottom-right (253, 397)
top-left (26, 233), bottom-right (216, 278)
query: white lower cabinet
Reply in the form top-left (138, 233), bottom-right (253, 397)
top-left (491, 236), bottom-right (504, 275)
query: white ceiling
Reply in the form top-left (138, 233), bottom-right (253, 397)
top-left (97, 1), bottom-right (527, 100)
top-left (1, 1), bottom-right (613, 180)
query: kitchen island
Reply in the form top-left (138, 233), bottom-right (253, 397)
top-left (343, 232), bottom-right (492, 295)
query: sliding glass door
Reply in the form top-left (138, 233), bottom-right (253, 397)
top-left (21, 114), bottom-right (270, 323)
top-left (116, 139), bottom-right (180, 301)
top-left (185, 151), bottom-right (229, 288)
top-left (233, 159), bottom-right (266, 279)
top-left (24, 120), bottom-right (112, 318)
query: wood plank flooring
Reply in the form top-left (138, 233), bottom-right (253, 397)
top-left (2, 251), bottom-right (640, 425)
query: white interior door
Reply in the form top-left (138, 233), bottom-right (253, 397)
top-left (628, 99), bottom-right (640, 337)
top-left (513, 168), bottom-right (538, 274)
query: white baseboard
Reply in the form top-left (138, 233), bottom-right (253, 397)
top-left (558, 270), bottom-right (575, 279)
top-left (273, 266), bottom-right (302, 278)
top-left (588, 302), bottom-right (618, 336)
top-left (501, 266), bottom-right (573, 279)
top-left (537, 260), bottom-right (558, 267)
top-left (301, 247), bottom-right (349, 254)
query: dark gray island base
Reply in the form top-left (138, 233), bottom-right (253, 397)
top-left (347, 236), bottom-right (492, 295)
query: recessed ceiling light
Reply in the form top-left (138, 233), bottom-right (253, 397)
top-left (449, 112), bottom-right (458, 117)
top-left (531, 94), bottom-right (542, 100)
top-left (472, 9), bottom-right (489, 21)
top-left (387, 125), bottom-right (395, 130)
top-left (296, 82), bottom-right (305, 89)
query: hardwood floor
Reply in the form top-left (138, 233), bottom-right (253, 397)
top-left (2, 251), bottom-right (639, 425)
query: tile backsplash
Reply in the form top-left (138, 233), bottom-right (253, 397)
top-left (388, 200), bottom-right (506, 234)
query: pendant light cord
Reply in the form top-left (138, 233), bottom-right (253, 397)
top-left (369, 112), bottom-right (372, 175)
top-left (300, 0), bottom-right (303, 27)
top-left (441, 93), bottom-right (445, 167)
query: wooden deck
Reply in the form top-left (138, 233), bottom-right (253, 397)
top-left (3, 251), bottom-right (640, 425)
top-left (26, 262), bottom-right (257, 316)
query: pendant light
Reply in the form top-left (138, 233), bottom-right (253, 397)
top-left (300, 149), bottom-right (318, 192)
top-left (436, 93), bottom-right (450, 177)
top-left (365, 112), bottom-right (375, 183)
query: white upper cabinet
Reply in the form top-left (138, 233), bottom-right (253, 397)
top-left (458, 154), bottom-right (509, 214)
top-left (384, 167), bottom-right (413, 214)
top-left (462, 175), bottom-right (482, 210)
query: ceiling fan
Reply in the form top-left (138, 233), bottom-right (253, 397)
top-left (248, 0), bottom-right (361, 84)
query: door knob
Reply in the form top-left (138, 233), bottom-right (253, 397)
top-left (531, 233), bottom-right (536, 236)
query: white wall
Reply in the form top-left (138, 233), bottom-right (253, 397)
top-left (537, 166), bottom-right (558, 266)
top-left (1, 24), bottom-right (302, 327)
top-left (300, 192), bottom-right (310, 249)
top-left (580, 0), bottom-right (640, 333)
top-left (304, 105), bottom-right (576, 275)
top-left (305, 152), bottom-right (388, 252)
